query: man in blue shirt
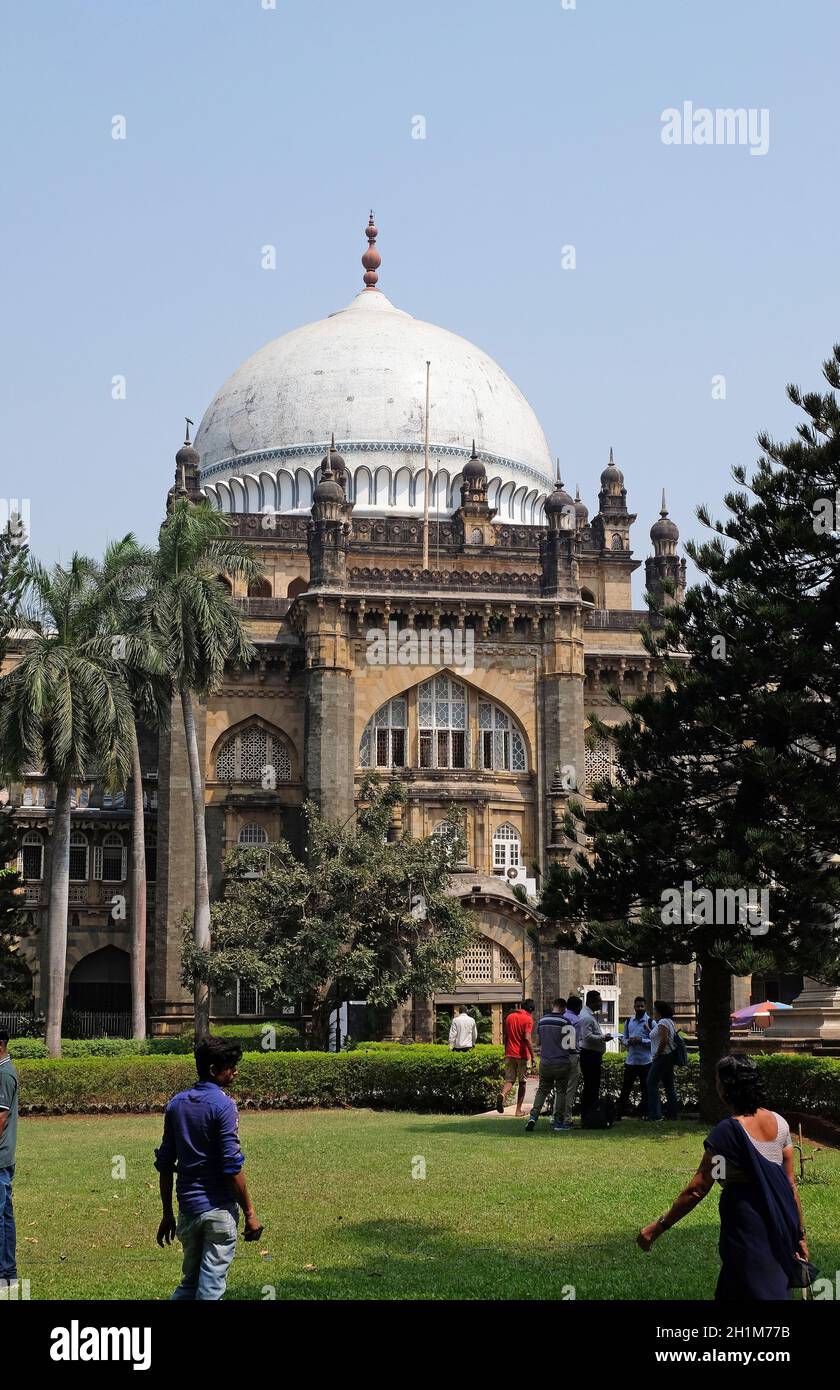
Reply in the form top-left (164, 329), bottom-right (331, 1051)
top-left (0, 1030), bottom-right (19, 1292)
top-left (525, 999), bottom-right (579, 1133)
top-left (155, 1037), bottom-right (263, 1300)
top-left (617, 996), bottom-right (652, 1118)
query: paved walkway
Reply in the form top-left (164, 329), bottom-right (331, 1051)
top-left (478, 1074), bottom-right (541, 1119)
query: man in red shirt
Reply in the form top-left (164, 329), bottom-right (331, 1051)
top-left (497, 1000), bottom-right (535, 1117)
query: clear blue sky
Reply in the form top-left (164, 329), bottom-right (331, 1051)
top-left (3, 0), bottom-right (838, 603)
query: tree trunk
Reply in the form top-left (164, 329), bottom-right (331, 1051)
top-left (180, 687), bottom-right (211, 1042)
top-left (129, 726), bottom-right (147, 1040)
top-left (45, 782), bottom-right (72, 1058)
top-left (696, 952), bottom-right (733, 1123)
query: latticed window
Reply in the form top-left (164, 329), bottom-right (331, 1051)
top-left (359, 697), bottom-right (407, 769)
top-left (95, 832), bottom-right (126, 883)
top-left (584, 734), bottom-right (615, 788)
top-left (493, 822), bottom-right (521, 869)
top-left (20, 832), bottom-right (43, 881)
top-left (497, 947), bottom-right (522, 982)
top-left (456, 937), bottom-right (522, 984)
top-left (238, 824), bottom-right (268, 845)
top-left (215, 726), bottom-right (292, 784)
top-left (477, 701), bottom-right (527, 772)
top-left (69, 831), bottom-right (89, 882)
top-left (418, 675), bottom-right (467, 769)
top-left (459, 938), bottom-right (493, 982)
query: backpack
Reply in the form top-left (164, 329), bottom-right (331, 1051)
top-left (581, 1096), bottom-right (616, 1130)
top-left (672, 1029), bottom-right (688, 1067)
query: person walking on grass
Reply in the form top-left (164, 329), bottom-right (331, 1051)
top-left (637, 1055), bottom-right (814, 1301)
top-left (617, 996), bottom-right (652, 1118)
top-left (646, 1000), bottom-right (679, 1122)
top-left (525, 998), bottom-right (578, 1133)
top-left (448, 1004), bottom-right (478, 1052)
top-left (576, 990), bottom-right (612, 1119)
top-left (155, 1037), bottom-right (264, 1300)
top-left (497, 999), bottom-right (535, 1116)
top-left (0, 1031), bottom-right (19, 1296)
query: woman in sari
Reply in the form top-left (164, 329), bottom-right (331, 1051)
top-left (636, 1054), bottom-right (812, 1300)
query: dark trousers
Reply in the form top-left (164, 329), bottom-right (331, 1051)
top-left (648, 1053), bottom-right (679, 1120)
top-left (579, 1049), bottom-right (602, 1116)
top-left (617, 1063), bottom-right (650, 1117)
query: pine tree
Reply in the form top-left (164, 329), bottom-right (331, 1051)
top-left (541, 346), bottom-right (840, 1121)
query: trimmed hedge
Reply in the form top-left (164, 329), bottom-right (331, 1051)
top-left (10, 1047), bottom-right (840, 1121)
top-left (15, 1048), bottom-right (505, 1115)
top-left (8, 1022), bottom-right (303, 1060)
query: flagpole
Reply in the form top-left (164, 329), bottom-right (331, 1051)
top-left (422, 360), bottom-right (431, 571)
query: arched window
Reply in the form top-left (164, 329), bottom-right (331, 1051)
top-left (69, 831), bottom-right (89, 882)
top-left (216, 574), bottom-right (233, 593)
top-left (215, 726), bottom-right (292, 784)
top-left (492, 822), bottom-right (521, 870)
top-left (359, 697), bottom-right (407, 769)
top-left (477, 701), bottom-right (527, 772)
top-left (580, 587), bottom-right (596, 606)
top-left (611, 533), bottom-right (623, 551)
top-left (20, 831), bottom-right (43, 882)
top-left (96, 832), bottom-right (126, 883)
top-left (248, 578), bottom-right (272, 598)
top-left (238, 824), bottom-right (268, 845)
top-left (418, 675), bottom-right (467, 769)
top-left (287, 577), bottom-right (308, 599)
top-left (457, 937), bottom-right (522, 984)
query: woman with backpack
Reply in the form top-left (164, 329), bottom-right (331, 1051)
top-left (645, 1000), bottom-right (680, 1121)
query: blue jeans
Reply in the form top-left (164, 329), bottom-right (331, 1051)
top-left (171, 1203), bottom-right (239, 1301)
top-left (0, 1166), bottom-right (16, 1281)
top-left (648, 1054), bottom-right (679, 1120)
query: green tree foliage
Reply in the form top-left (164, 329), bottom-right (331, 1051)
top-left (183, 777), bottom-right (476, 1042)
top-left (541, 346), bottom-right (840, 1120)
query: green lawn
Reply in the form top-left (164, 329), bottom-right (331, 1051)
top-left (14, 1110), bottom-right (840, 1300)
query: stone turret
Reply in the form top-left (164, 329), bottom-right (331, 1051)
top-left (453, 441), bottom-right (497, 548)
top-left (645, 490), bottom-right (686, 610)
top-left (307, 435), bottom-right (353, 587)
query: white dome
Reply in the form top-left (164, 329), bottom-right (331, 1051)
top-left (196, 287), bottom-right (553, 523)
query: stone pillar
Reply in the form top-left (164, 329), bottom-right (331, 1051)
top-left (769, 978), bottom-right (840, 1043)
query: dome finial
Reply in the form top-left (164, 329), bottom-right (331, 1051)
top-left (185, 416), bottom-right (194, 444)
top-left (362, 210), bottom-right (381, 290)
top-left (660, 487), bottom-right (668, 515)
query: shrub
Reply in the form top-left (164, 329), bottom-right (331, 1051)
top-left (14, 1048), bottom-right (506, 1115)
top-left (8, 1022), bottom-right (303, 1061)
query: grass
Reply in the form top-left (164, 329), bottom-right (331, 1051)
top-left (13, 1110), bottom-right (840, 1300)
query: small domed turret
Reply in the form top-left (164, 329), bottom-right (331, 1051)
top-left (600, 445), bottom-right (624, 494)
top-left (650, 489), bottom-right (679, 554)
top-left (574, 484), bottom-right (589, 528)
top-left (544, 465), bottom-right (575, 530)
top-left (463, 439), bottom-right (486, 483)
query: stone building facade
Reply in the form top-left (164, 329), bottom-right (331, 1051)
top-left (4, 220), bottom-right (758, 1040)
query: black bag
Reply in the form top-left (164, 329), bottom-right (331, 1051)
top-left (581, 1097), bottom-right (616, 1129)
top-left (672, 1028), bottom-right (688, 1067)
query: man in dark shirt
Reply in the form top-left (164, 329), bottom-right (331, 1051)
top-left (525, 998), bottom-right (579, 1132)
top-left (155, 1037), bottom-right (263, 1300)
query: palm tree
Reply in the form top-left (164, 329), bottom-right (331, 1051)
top-left (0, 557), bottom-right (135, 1055)
top-left (149, 500), bottom-right (262, 1040)
top-left (94, 538), bottom-right (171, 1040)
